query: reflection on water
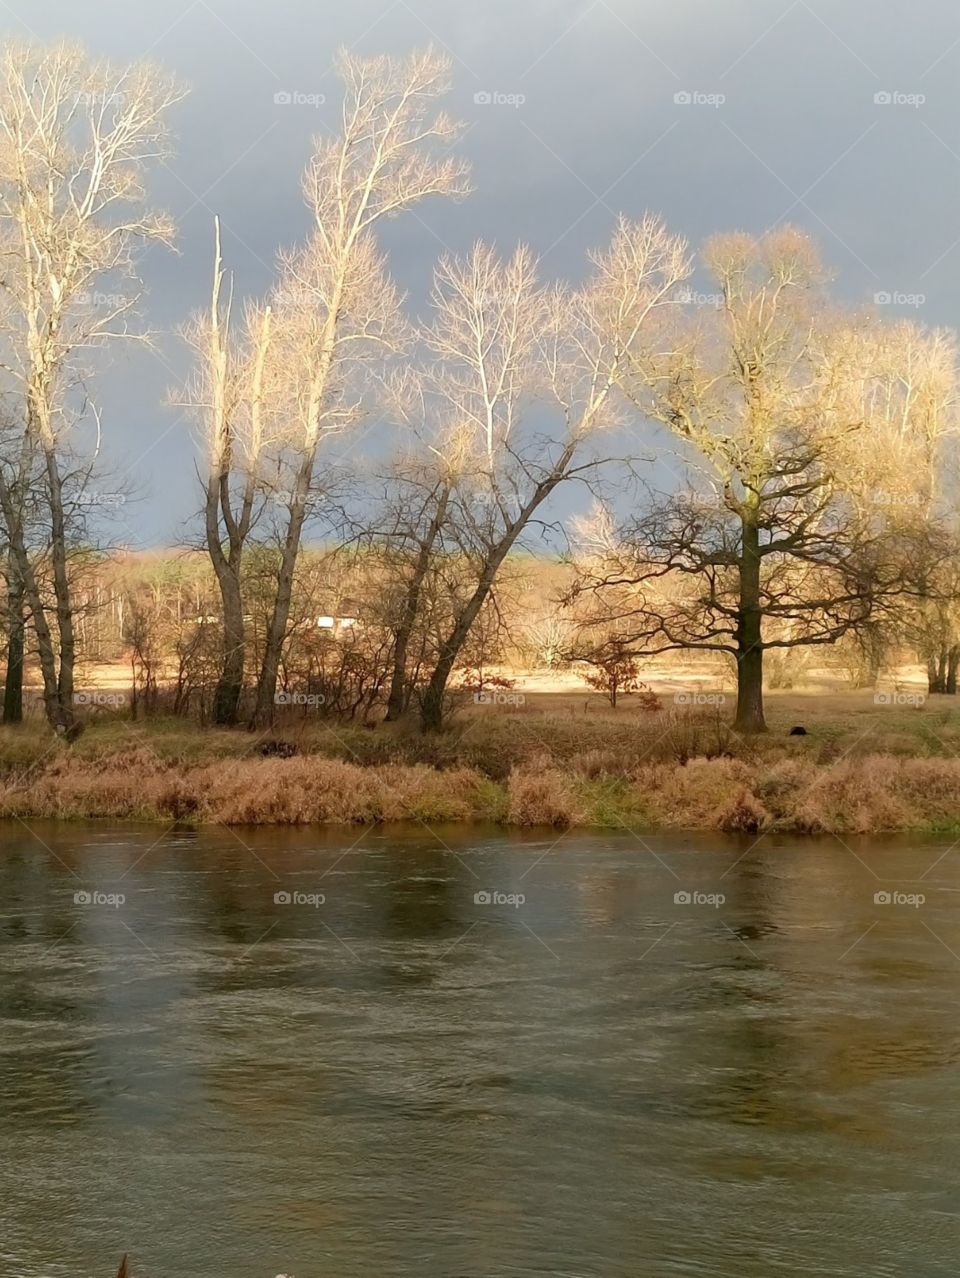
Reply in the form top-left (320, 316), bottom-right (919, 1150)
top-left (1, 822), bottom-right (960, 1277)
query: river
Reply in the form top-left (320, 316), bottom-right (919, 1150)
top-left (1, 822), bottom-right (958, 1277)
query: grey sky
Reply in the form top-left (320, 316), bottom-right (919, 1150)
top-left (8, 0), bottom-right (960, 543)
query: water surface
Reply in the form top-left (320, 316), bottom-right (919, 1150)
top-left (1, 821), bottom-right (959, 1277)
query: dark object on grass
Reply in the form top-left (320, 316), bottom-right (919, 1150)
top-left (258, 740), bottom-right (298, 758)
top-left (117, 1257), bottom-right (129, 1278)
top-left (788, 726), bottom-right (808, 736)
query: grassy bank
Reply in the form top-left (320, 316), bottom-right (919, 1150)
top-left (4, 699), bottom-right (960, 833)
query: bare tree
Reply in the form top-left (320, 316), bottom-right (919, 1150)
top-left (843, 322), bottom-right (960, 691)
top-left (0, 42), bottom-right (184, 731)
top-left (415, 217), bottom-right (689, 731)
top-left (373, 444), bottom-right (460, 721)
top-left (184, 218), bottom-right (275, 724)
top-left (245, 47), bottom-right (470, 727)
top-left (579, 634), bottom-right (646, 708)
top-left (573, 230), bottom-right (948, 732)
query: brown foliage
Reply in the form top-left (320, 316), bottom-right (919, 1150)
top-left (507, 757), bottom-right (583, 827)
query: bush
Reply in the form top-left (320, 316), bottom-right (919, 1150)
top-left (712, 786), bottom-right (770, 834)
top-left (507, 758), bottom-right (582, 827)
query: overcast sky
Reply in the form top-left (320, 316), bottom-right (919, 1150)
top-left (8, 0), bottom-right (960, 544)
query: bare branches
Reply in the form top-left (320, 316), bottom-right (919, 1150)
top-left (0, 42), bottom-right (186, 406)
top-left (247, 49), bottom-right (469, 725)
top-left (0, 42), bottom-right (184, 731)
top-left (569, 229), bottom-right (957, 731)
top-left (368, 217), bottom-right (689, 730)
top-left (303, 47), bottom-right (470, 247)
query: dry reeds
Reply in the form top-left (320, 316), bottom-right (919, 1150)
top-left (3, 730), bottom-right (960, 833)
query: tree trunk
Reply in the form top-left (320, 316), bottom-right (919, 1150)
top-left (130, 653), bottom-right (139, 722)
top-left (419, 555), bottom-right (507, 733)
top-left (947, 646), bottom-right (959, 696)
top-left (385, 486), bottom-right (450, 722)
top-left (43, 447), bottom-right (77, 732)
top-left (2, 563), bottom-right (24, 724)
top-left (0, 470), bottom-right (64, 731)
top-left (735, 642), bottom-right (765, 733)
top-left (385, 624), bottom-right (413, 723)
top-left (1, 427), bottom-right (32, 725)
top-left (937, 648), bottom-right (948, 695)
top-left (212, 568), bottom-right (245, 725)
top-left (204, 471), bottom-right (258, 728)
top-left (418, 473), bottom-right (569, 733)
top-left (733, 513), bottom-right (767, 733)
top-left (854, 624), bottom-right (884, 689)
top-left (252, 459), bottom-right (312, 728)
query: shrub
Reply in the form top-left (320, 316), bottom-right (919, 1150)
top-left (508, 758), bottom-right (582, 827)
top-left (712, 786), bottom-right (770, 834)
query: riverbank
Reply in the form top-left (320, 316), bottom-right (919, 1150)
top-left (3, 707), bottom-right (960, 833)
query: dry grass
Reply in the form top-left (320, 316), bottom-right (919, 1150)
top-left (508, 756), bottom-right (584, 827)
top-left (4, 694), bottom-right (960, 833)
top-left (0, 751), bottom-right (495, 827)
top-left (2, 739), bottom-right (960, 833)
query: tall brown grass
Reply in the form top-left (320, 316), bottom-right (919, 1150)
top-left (3, 745), bottom-right (960, 832)
top-left (508, 756), bottom-right (583, 827)
top-left (0, 751), bottom-right (492, 826)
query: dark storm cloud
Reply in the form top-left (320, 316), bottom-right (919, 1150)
top-left (7, 0), bottom-right (960, 542)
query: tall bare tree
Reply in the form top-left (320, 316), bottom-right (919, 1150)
top-left (415, 217), bottom-right (689, 731)
top-left (0, 42), bottom-right (184, 731)
top-left (184, 218), bottom-right (275, 724)
top-left (244, 47), bottom-right (470, 727)
top-left (843, 322), bottom-right (960, 690)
